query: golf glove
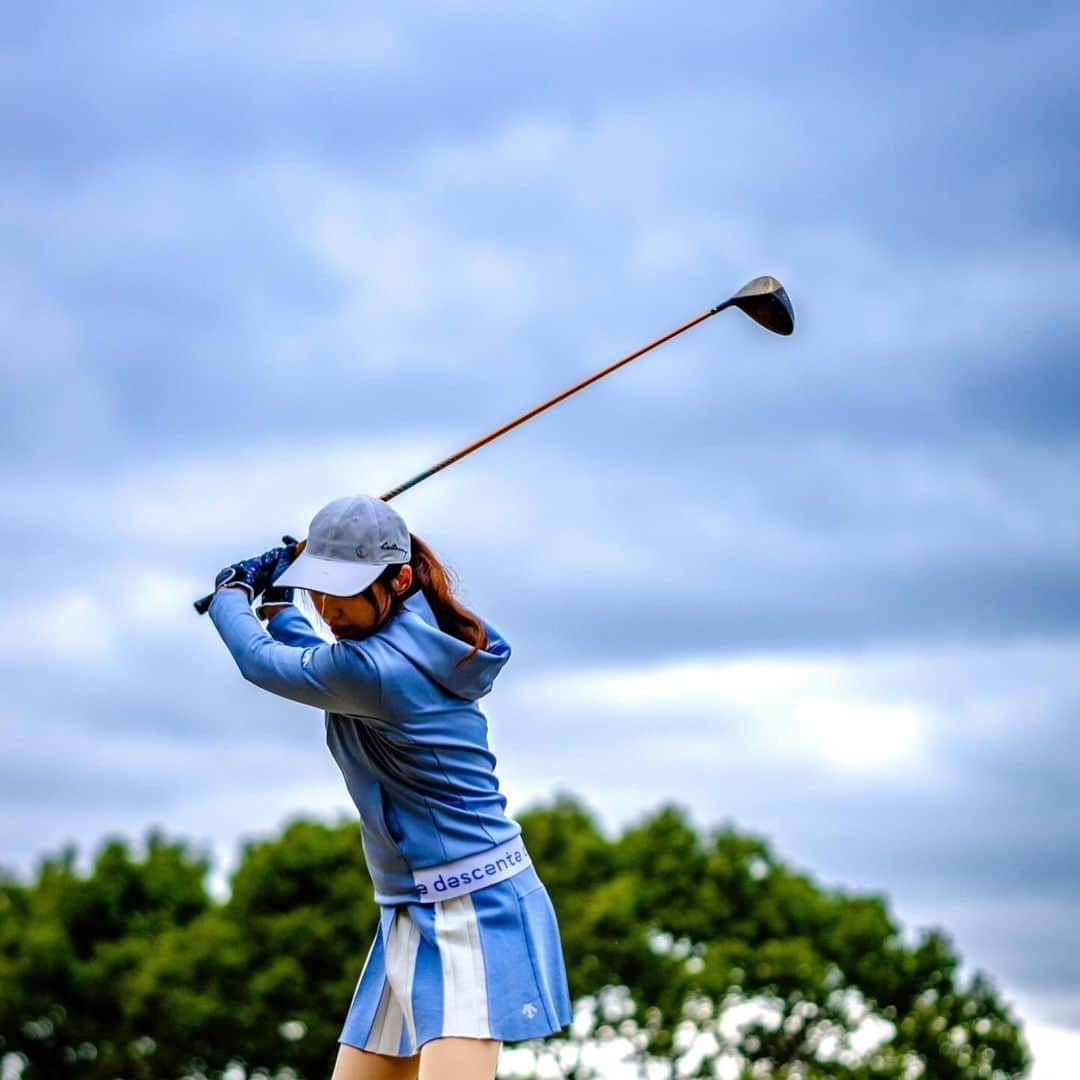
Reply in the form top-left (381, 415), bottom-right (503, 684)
top-left (259, 535), bottom-right (301, 614)
top-left (214, 537), bottom-right (298, 603)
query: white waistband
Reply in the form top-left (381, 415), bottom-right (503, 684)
top-left (412, 835), bottom-right (532, 903)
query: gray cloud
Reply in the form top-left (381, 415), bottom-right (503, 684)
top-left (3, 3), bottom-right (1080, 1071)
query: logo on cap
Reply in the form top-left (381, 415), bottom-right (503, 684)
top-left (380, 541), bottom-right (407, 556)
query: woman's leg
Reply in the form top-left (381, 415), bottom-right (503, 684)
top-left (331, 1044), bottom-right (420, 1080)
top-left (418, 1036), bottom-right (501, 1080)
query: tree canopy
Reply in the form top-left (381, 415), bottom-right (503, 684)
top-left (0, 795), bottom-right (1029, 1078)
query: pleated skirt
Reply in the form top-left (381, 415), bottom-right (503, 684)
top-left (339, 862), bottom-right (573, 1055)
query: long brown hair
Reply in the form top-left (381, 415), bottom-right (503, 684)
top-left (364, 533), bottom-right (488, 667)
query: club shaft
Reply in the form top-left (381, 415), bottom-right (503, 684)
top-left (194, 303), bottom-right (720, 614)
top-left (381, 306), bottom-right (717, 500)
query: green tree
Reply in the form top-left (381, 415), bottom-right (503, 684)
top-left (0, 831), bottom-right (210, 1078)
top-left (0, 797), bottom-right (1031, 1078)
top-left (517, 796), bottom-right (1030, 1078)
top-left (124, 819), bottom-right (378, 1080)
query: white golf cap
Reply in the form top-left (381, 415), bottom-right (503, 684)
top-left (274, 494), bottom-right (412, 597)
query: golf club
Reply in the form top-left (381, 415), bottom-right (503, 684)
top-left (194, 275), bottom-right (794, 614)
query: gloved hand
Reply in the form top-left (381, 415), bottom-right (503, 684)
top-left (258, 580), bottom-right (295, 613)
top-left (214, 536), bottom-right (299, 604)
top-left (257, 536), bottom-right (301, 618)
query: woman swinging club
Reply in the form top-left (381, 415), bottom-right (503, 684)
top-left (208, 494), bottom-right (572, 1079)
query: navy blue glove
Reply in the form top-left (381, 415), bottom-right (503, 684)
top-left (215, 537), bottom-right (298, 603)
top-left (258, 580), bottom-right (295, 609)
top-left (258, 536), bottom-right (300, 616)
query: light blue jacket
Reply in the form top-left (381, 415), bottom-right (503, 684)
top-left (209, 586), bottom-right (520, 904)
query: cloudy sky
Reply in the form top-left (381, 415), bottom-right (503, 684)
top-left (3, 3), bottom-right (1078, 1076)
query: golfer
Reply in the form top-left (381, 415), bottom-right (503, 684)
top-left (208, 494), bottom-right (572, 1080)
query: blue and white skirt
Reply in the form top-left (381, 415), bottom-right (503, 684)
top-left (340, 863), bottom-right (573, 1054)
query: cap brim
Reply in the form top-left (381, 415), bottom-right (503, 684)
top-left (273, 552), bottom-right (384, 597)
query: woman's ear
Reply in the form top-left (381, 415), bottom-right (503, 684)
top-left (393, 565), bottom-right (413, 595)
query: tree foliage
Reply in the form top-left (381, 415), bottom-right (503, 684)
top-left (0, 796), bottom-right (1029, 1078)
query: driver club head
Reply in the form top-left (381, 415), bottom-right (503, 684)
top-left (720, 276), bottom-right (795, 335)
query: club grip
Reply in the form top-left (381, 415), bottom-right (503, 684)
top-left (193, 535), bottom-right (299, 616)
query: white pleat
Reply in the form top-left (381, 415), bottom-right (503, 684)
top-left (434, 893), bottom-right (491, 1037)
top-left (385, 906), bottom-right (422, 1051)
top-left (365, 909), bottom-right (422, 1055)
top-left (365, 979), bottom-right (403, 1054)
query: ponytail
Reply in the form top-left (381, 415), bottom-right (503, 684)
top-left (368, 532), bottom-right (488, 668)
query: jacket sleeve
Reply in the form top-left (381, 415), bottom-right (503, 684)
top-left (265, 605), bottom-right (325, 648)
top-left (209, 587), bottom-right (381, 715)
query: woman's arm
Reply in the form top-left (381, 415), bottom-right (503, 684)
top-left (262, 604), bottom-right (325, 648)
top-left (209, 587), bottom-right (381, 715)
